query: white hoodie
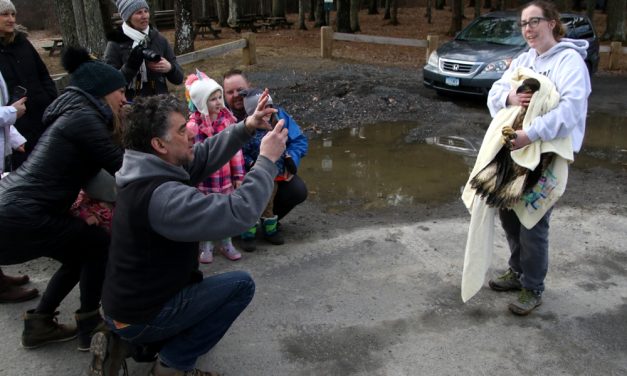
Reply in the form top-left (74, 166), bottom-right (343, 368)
top-left (487, 38), bottom-right (591, 152)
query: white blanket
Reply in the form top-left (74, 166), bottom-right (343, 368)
top-left (460, 67), bottom-right (574, 302)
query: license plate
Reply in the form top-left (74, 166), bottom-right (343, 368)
top-left (445, 77), bottom-right (460, 86)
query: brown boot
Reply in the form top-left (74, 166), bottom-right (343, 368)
top-left (0, 268), bottom-right (30, 286)
top-left (22, 309), bottom-right (78, 349)
top-left (76, 308), bottom-right (107, 352)
top-left (0, 277), bottom-right (39, 303)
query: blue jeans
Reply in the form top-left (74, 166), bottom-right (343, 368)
top-left (499, 208), bottom-right (553, 293)
top-left (106, 271), bottom-right (255, 371)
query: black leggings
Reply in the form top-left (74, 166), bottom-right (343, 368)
top-left (273, 175), bottom-right (308, 220)
top-left (0, 214), bottom-right (109, 314)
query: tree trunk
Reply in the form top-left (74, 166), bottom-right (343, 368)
top-left (425, 0), bottom-right (432, 23)
top-left (54, 0), bottom-right (80, 48)
top-left (299, 0), bottom-right (308, 29)
top-left (350, 0), bottom-right (361, 31)
top-left (315, 0), bottom-right (327, 27)
top-left (602, 0), bottom-right (626, 41)
top-left (368, 0), bottom-right (378, 14)
top-left (337, 0), bottom-right (352, 32)
top-left (389, 0), bottom-right (398, 25)
top-left (174, 0), bottom-right (194, 55)
top-left (216, 0), bottom-right (228, 27)
top-left (272, 0), bottom-right (286, 17)
top-left (228, 0), bottom-right (240, 26)
top-left (99, 0), bottom-right (115, 35)
top-left (72, 0), bottom-right (88, 46)
top-left (83, 0), bottom-right (108, 57)
top-left (474, 0), bottom-right (481, 18)
top-left (383, 0), bottom-right (390, 19)
top-left (448, 0), bottom-right (463, 35)
top-left (435, 0), bottom-right (445, 11)
top-left (309, 0), bottom-right (316, 21)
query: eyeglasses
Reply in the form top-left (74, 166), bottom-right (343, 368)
top-left (518, 17), bottom-right (547, 28)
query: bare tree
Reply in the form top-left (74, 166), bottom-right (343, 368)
top-left (425, 0), bottom-right (432, 23)
top-left (383, 0), bottom-right (390, 19)
top-left (216, 0), bottom-right (228, 27)
top-left (99, 0), bottom-right (115, 36)
top-left (228, 0), bottom-right (241, 26)
top-left (389, 0), bottom-right (398, 25)
top-left (83, 0), bottom-right (107, 57)
top-left (449, 0), bottom-right (463, 35)
top-left (436, 0), bottom-right (445, 10)
top-left (315, 0), bottom-right (327, 27)
top-left (273, 0), bottom-right (286, 17)
top-left (54, 0), bottom-right (79, 48)
top-left (299, 0), bottom-right (308, 29)
top-left (72, 0), bottom-right (88, 46)
top-left (350, 0), bottom-right (361, 32)
top-left (309, 0), bottom-right (316, 21)
top-left (174, 0), bottom-right (194, 55)
top-left (368, 0), bottom-right (378, 14)
top-left (602, 0), bottom-right (626, 41)
top-left (337, 0), bottom-right (352, 32)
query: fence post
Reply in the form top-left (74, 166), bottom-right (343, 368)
top-left (321, 26), bottom-right (333, 59)
top-left (608, 41), bottom-right (622, 70)
top-left (243, 33), bottom-right (257, 65)
top-left (426, 34), bottom-right (439, 62)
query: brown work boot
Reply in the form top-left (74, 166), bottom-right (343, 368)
top-left (0, 282), bottom-right (39, 303)
top-left (76, 308), bottom-right (107, 352)
top-left (21, 309), bottom-right (78, 349)
top-left (0, 269), bottom-right (30, 286)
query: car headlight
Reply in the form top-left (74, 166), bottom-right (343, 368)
top-left (483, 58), bottom-right (512, 73)
top-left (427, 51), bottom-right (439, 67)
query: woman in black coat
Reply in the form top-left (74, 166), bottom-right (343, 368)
top-left (104, 0), bottom-right (183, 101)
top-left (0, 47), bottom-right (127, 351)
top-left (0, 3), bottom-right (57, 168)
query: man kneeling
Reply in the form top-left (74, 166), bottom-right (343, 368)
top-left (90, 93), bottom-right (287, 375)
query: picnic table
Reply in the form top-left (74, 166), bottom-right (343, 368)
top-left (230, 16), bottom-right (259, 33)
top-left (42, 38), bottom-right (64, 57)
top-left (262, 17), bottom-right (294, 30)
top-left (194, 17), bottom-right (221, 39)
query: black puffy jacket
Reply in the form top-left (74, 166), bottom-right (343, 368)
top-left (0, 87), bottom-right (123, 226)
top-left (0, 32), bottom-right (58, 157)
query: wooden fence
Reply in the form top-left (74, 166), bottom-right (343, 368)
top-left (321, 26), bottom-right (439, 62)
top-left (599, 42), bottom-right (627, 70)
top-left (53, 33), bottom-right (257, 90)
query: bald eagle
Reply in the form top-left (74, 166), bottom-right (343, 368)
top-left (470, 78), bottom-right (554, 209)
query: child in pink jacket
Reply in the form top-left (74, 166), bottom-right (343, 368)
top-left (185, 70), bottom-right (244, 263)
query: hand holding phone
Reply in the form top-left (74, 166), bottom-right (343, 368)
top-left (11, 85), bottom-right (27, 103)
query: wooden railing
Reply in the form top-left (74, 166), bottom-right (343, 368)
top-left (321, 26), bottom-right (439, 62)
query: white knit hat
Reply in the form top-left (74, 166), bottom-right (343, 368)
top-left (0, 0), bottom-right (16, 14)
top-left (189, 78), bottom-right (224, 116)
top-left (115, 0), bottom-right (149, 22)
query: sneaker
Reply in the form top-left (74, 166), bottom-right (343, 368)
top-left (508, 288), bottom-right (542, 316)
top-left (218, 243), bottom-right (242, 261)
top-left (88, 331), bottom-right (131, 376)
top-left (488, 268), bottom-right (522, 292)
top-left (199, 242), bottom-right (214, 264)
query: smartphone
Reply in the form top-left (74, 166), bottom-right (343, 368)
top-left (11, 85), bottom-right (27, 102)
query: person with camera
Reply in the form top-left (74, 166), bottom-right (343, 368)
top-left (105, 0), bottom-right (183, 101)
top-left (0, 0), bottom-right (58, 169)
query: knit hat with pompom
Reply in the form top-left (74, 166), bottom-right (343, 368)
top-left (62, 47), bottom-right (127, 98)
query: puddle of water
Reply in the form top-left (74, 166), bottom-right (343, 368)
top-left (300, 123), bottom-right (470, 212)
top-left (300, 112), bottom-right (626, 211)
top-left (575, 112), bottom-right (627, 171)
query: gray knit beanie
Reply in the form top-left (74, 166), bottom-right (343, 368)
top-left (0, 0), bottom-right (16, 14)
top-left (115, 0), bottom-right (149, 22)
top-left (242, 88), bottom-right (273, 116)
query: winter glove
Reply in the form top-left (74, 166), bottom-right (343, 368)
top-left (284, 155), bottom-right (297, 175)
top-left (126, 45), bottom-right (144, 72)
